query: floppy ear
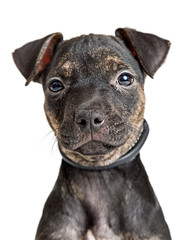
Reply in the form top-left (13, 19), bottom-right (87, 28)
top-left (12, 32), bottom-right (63, 86)
top-left (115, 28), bottom-right (170, 78)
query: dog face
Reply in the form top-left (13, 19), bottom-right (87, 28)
top-left (43, 34), bottom-right (145, 166)
top-left (13, 28), bottom-right (170, 167)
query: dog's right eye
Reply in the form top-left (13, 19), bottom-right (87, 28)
top-left (49, 80), bottom-right (64, 92)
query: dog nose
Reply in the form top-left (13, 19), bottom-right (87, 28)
top-left (75, 109), bottom-right (105, 132)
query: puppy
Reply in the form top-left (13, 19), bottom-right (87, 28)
top-left (13, 28), bottom-right (171, 240)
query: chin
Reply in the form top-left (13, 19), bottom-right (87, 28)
top-left (58, 133), bottom-right (140, 168)
top-left (75, 141), bottom-right (118, 156)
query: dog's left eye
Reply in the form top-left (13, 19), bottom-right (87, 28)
top-left (117, 73), bottom-right (134, 87)
top-left (49, 80), bottom-right (64, 92)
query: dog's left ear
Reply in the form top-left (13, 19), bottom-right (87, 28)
top-left (13, 32), bottom-right (63, 86)
top-left (115, 28), bottom-right (170, 78)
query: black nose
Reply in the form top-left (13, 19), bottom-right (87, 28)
top-left (75, 109), bottom-right (105, 132)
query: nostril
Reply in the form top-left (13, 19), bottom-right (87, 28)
top-left (78, 119), bottom-right (87, 126)
top-left (94, 118), bottom-right (104, 125)
top-left (75, 110), bottom-right (91, 132)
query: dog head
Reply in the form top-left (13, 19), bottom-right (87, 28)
top-left (13, 28), bottom-right (170, 167)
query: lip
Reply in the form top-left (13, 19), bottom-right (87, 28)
top-left (76, 140), bottom-right (117, 155)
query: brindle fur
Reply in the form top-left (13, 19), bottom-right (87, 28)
top-left (13, 29), bottom-right (171, 240)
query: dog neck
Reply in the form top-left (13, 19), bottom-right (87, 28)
top-left (60, 120), bottom-right (149, 171)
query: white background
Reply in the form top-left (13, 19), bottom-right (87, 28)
top-left (1, 0), bottom-right (192, 239)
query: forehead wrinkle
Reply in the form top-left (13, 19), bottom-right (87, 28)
top-left (55, 46), bottom-right (136, 78)
top-left (88, 47), bottom-right (133, 72)
top-left (86, 47), bottom-right (125, 72)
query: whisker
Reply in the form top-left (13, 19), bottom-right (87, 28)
top-left (39, 128), bottom-right (60, 156)
top-left (50, 136), bottom-right (58, 154)
top-left (40, 130), bottom-right (54, 143)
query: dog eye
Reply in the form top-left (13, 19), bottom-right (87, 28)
top-left (117, 72), bottom-right (134, 86)
top-left (49, 80), bottom-right (64, 92)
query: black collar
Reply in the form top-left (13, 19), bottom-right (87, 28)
top-left (60, 119), bottom-right (149, 171)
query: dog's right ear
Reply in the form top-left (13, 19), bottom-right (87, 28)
top-left (12, 33), bottom-right (63, 86)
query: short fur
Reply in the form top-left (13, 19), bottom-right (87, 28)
top-left (13, 28), bottom-right (171, 240)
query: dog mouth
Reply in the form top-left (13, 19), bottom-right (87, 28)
top-left (75, 141), bottom-right (117, 155)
